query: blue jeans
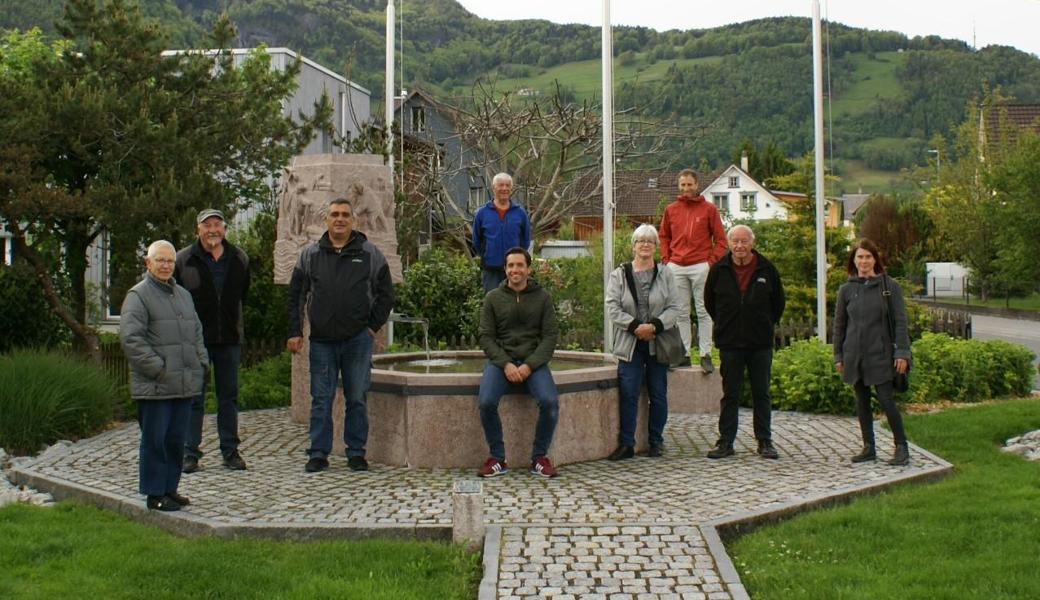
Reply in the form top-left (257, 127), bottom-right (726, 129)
top-left (617, 341), bottom-right (669, 447)
top-left (718, 347), bottom-right (773, 444)
top-left (137, 397), bottom-right (191, 497)
top-left (478, 361), bottom-right (559, 461)
top-left (308, 332), bottom-right (373, 459)
top-left (481, 267), bottom-right (505, 294)
top-left (185, 344), bottom-right (241, 460)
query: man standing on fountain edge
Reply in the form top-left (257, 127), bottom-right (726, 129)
top-left (286, 198), bottom-right (395, 473)
top-left (476, 247), bottom-right (560, 478)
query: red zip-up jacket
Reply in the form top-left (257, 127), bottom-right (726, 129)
top-left (659, 195), bottom-right (728, 266)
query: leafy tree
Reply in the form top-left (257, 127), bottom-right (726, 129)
top-left (856, 194), bottom-right (934, 278)
top-left (0, 0), bottom-right (328, 360)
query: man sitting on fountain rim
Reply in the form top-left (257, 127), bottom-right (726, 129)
top-left (476, 246), bottom-right (560, 478)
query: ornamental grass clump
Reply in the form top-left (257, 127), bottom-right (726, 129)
top-left (0, 350), bottom-right (114, 455)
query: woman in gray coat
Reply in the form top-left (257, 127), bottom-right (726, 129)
top-left (832, 239), bottom-right (911, 466)
top-left (119, 240), bottom-right (208, 511)
top-left (605, 224), bottom-right (683, 460)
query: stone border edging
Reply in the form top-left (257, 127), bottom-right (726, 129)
top-left (6, 465), bottom-right (451, 542)
top-left (914, 299), bottom-right (1040, 322)
top-left (699, 441), bottom-right (954, 598)
top-left (477, 525), bottom-right (502, 600)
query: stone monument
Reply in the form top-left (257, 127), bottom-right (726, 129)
top-left (275, 153), bottom-right (403, 454)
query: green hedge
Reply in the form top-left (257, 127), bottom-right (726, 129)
top-left (0, 350), bottom-right (115, 455)
top-left (908, 332), bottom-right (1036, 403)
top-left (767, 334), bottom-right (1036, 414)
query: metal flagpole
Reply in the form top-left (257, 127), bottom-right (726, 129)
top-left (811, 0), bottom-right (827, 341)
top-left (385, 0), bottom-right (395, 184)
top-left (601, 0), bottom-right (615, 352)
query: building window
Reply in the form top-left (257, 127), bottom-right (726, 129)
top-left (469, 186), bottom-right (486, 210)
top-left (741, 192), bottom-right (757, 212)
top-left (712, 193), bottom-right (729, 213)
top-left (728, 176), bottom-right (739, 188)
top-left (647, 178), bottom-right (658, 189)
top-left (411, 106), bottom-right (426, 133)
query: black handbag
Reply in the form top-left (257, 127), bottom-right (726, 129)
top-left (879, 274), bottom-right (910, 393)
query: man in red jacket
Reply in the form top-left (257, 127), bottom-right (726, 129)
top-left (658, 169), bottom-right (728, 373)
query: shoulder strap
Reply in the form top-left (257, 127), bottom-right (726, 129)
top-left (622, 262), bottom-right (639, 306)
top-left (879, 274), bottom-right (896, 344)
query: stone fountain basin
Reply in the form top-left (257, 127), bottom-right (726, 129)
top-left (290, 349), bottom-right (720, 469)
top-left (364, 350), bottom-right (646, 469)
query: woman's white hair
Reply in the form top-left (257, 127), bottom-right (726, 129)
top-left (146, 240), bottom-right (176, 259)
top-left (631, 223), bottom-right (659, 246)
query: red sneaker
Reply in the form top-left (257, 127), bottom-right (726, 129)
top-left (530, 455), bottom-right (558, 478)
top-left (478, 457), bottom-right (508, 477)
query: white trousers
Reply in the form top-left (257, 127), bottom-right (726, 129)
top-left (668, 262), bottom-right (712, 357)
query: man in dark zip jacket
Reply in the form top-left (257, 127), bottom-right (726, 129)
top-left (174, 209), bottom-right (251, 473)
top-left (703, 225), bottom-right (785, 460)
top-left (286, 198), bottom-right (395, 473)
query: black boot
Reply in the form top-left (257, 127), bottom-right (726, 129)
top-left (888, 443), bottom-right (909, 466)
top-left (850, 444), bottom-right (876, 463)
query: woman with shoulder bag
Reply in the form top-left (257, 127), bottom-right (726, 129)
top-left (832, 239), bottom-right (911, 466)
top-left (604, 224), bottom-right (683, 460)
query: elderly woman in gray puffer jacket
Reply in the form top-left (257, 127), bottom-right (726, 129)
top-left (605, 224), bottom-right (683, 460)
top-left (833, 238), bottom-right (911, 466)
top-left (120, 240), bottom-right (208, 512)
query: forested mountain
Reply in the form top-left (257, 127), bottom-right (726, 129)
top-left (5, 0), bottom-right (1040, 190)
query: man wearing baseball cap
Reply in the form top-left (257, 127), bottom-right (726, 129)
top-left (174, 208), bottom-right (251, 472)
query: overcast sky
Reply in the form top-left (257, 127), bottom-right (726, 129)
top-left (453, 0), bottom-right (1040, 57)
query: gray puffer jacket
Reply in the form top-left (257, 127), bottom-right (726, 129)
top-left (832, 273), bottom-right (911, 387)
top-left (605, 262), bottom-right (683, 362)
top-left (119, 273), bottom-right (208, 400)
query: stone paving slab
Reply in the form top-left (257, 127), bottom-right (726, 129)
top-left (7, 407), bottom-right (952, 598)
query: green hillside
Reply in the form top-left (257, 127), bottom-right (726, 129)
top-left (5, 0), bottom-right (1040, 193)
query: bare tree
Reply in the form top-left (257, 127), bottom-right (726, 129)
top-left (403, 80), bottom-right (694, 249)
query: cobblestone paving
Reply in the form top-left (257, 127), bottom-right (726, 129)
top-left (10, 408), bottom-right (948, 599)
top-left (497, 525), bottom-right (728, 600)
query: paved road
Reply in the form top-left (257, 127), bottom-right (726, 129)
top-left (971, 314), bottom-right (1040, 390)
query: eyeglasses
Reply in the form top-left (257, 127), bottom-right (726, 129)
top-left (151, 258), bottom-right (175, 265)
top-left (634, 240), bottom-right (656, 245)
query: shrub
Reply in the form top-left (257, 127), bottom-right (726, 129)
top-left (394, 247), bottom-right (483, 343)
top-left (908, 333), bottom-right (1035, 403)
top-left (0, 262), bottom-right (69, 352)
top-left (769, 339), bottom-right (856, 414)
top-left (204, 352), bottom-right (291, 411)
top-left (0, 350), bottom-right (115, 455)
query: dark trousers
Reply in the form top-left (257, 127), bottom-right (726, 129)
top-left (854, 380), bottom-right (907, 445)
top-left (137, 398), bottom-right (191, 497)
top-left (478, 361), bottom-right (559, 462)
top-left (718, 347), bottom-right (773, 444)
top-left (481, 267), bottom-right (506, 294)
top-left (185, 344), bottom-right (241, 460)
top-left (617, 341), bottom-right (669, 447)
top-left (308, 331), bottom-right (374, 459)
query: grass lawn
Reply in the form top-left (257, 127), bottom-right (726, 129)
top-left (0, 503), bottom-right (480, 599)
top-left (728, 398), bottom-right (1040, 600)
top-left (931, 293), bottom-right (1040, 312)
top-left (836, 158), bottom-right (915, 196)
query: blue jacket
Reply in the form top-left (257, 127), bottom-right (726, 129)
top-left (472, 200), bottom-right (530, 270)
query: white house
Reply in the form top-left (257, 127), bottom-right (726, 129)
top-left (700, 164), bottom-right (786, 223)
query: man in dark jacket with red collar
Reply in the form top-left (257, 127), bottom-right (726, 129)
top-left (175, 209), bottom-right (251, 473)
top-left (704, 225), bottom-right (785, 460)
top-left (287, 198), bottom-right (395, 473)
